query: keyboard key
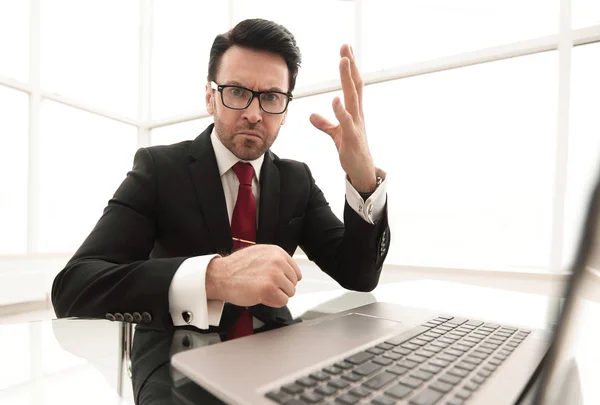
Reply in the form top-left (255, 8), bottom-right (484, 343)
top-left (377, 343), bottom-right (394, 351)
top-left (446, 317), bottom-right (468, 326)
top-left (409, 388), bottom-right (444, 405)
top-left (336, 393), bottom-right (361, 405)
top-left (445, 333), bottom-right (462, 340)
top-left (335, 361), bottom-right (354, 370)
top-left (483, 364), bottom-right (498, 372)
top-left (415, 349), bottom-right (436, 358)
top-left (474, 347), bottom-right (494, 355)
top-left (495, 354), bottom-right (509, 361)
top-left (423, 345), bottom-right (442, 353)
top-left (445, 349), bottom-right (464, 357)
top-left (368, 347), bottom-right (385, 355)
top-left (430, 328), bottom-right (448, 335)
top-left (491, 335), bottom-right (508, 341)
top-left (470, 332), bottom-right (488, 339)
top-left (324, 366), bottom-right (343, 375)
top-left (487, 338), bottom-right (503, 345)
top-left (299, 391), bottom-right (324, 404)
top-left (373, 356), bottom-right (394, 366)
top-left (463, 356), bottom-right (482, 365)
top-left (437, 353), bottom-right (458, 362)
top-left (439, 338), bottom-right (456, 345)
top-left (453, 344), bottom-right (471, 352)
top-left (420, 364), bottom-right (442, 374)
top-left (472, 375), bottom-right (486, 384)
top-left (363, 371), bottom-right (397, 390)
top-left (455, 389), bottom-right (472, 399)
top-left (489, 358), bottom-right (502, 366)
top-left (439, 373), bottom-right (462, 385)
top-left (384, 383), bottom-right (413, 399)
top-left (411, 370), bottom-right (434, 381)
top-left (469, 352), bottom-right (489, 361)
top-left (316, 385), bottom-right (337, 396)
top-left (349, 387), bottom-right (371, 398)
top-left (371, 396), bottom-right (396, 405)
top-left (429, 380), bottom-right (453, 393)
top-left (385, 326), bottom-right (430, 346)
top-left (429, 359), bottom-right (451, 368)
top-left (266, 390), bottom-right (291, 403)
top-left (465, 320), bottom-right (484, 327)
top-left (401, 343), bottom-right (421, 351)
top-left (398, 376), bottom-right (423, 389)
top-left (430, 341), bottom-right (450, 349)
top-left (383, 352), bottom-right (403, 360)
top-left (281, 399), bottom-right (305, 405)
top-left (355, 362), bottom-right (382, 376)
top-left (463, 382), bottom-right (479, 391)
top-left (478, 369), bottom-right (492, 378)
top-left (463, 337), bottom-right (481, 344)
top-left (328, 379), bottom-right (350, 389)
top-left (388, 365), bottom-right (409, 375)
top-left (407, 354), bottom-right (428, 363)
top-left (480, 343), bottom-right (499, 350)
top-left (418, 336), bottom-right (435, 342)
top-left (448, 367), bottom-right (469, 378)
top-left (424, 332), bottom-right (442, 338)
top-left (495, 332), bottom-right (512, 338)
top-left (296, 377), bottom-right (318, 387)
top-left (309, 371), bottom-right (330, 381)
top-left (437, 315), bottom-right (453, 321)
top-left (392, 347), bottom-right (412, 355)
top-left (422, 322), bottom-right (440, 328)
top-left (345, 352), bottom-right (374, 365)
top-left (455, 361), bottom-right (476, 371)
top-left (457, 340), bottom-right (476, 348)
top-left (397, 359), bottom-right (419, 369)
top-left (483, 323), bottom-right (500, 329)
top-left (447, 398), bottom-right (464, 405)
top-left (282, 383), bottom-right (304, 395)
top-left (499, 327), bottom-right (516, 333)
top-left (342, 373), bottom-right (362, 382)
top-left (410, 338), bottom-right (430, 346)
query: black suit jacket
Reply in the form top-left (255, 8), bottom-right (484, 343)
top-left (51, 124), bottom-right (390, 331)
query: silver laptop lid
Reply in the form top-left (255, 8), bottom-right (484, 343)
top-left (533, 164), bottom-right (600, 405)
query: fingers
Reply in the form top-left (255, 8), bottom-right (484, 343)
top-left (283, 253), bottom-right (302, 282)
top-left (263, 288), bottom-right (290, 308)
top-left (341, 44), bottom-right (364, 108)
top-left (277, 273), bottom-right (296, 298)
top-left (340, 57), bottom-right (360, 119)
top-left (332, 96), bottom-right (354, 130)
top-left (309, 113), bottom-right (336, 137)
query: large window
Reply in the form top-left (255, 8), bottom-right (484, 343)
top-left (1, 1), bottom-right (599, 281)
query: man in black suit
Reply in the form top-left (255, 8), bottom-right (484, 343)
top-left (51, 19), bottom-right (390, 336)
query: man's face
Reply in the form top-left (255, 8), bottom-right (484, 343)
top-left (206, 46), bottom-right (290, 161)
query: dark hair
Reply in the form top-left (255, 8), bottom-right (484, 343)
top-left (207, 19), bottom-right (302, 93)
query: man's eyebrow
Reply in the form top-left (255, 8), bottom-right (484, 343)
top-left (223, 80), bottom-right (287, 93)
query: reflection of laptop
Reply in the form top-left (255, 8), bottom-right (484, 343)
top-left (172, 166), bottom-right (600, 405)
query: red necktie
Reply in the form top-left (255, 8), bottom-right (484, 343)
top-left (228, 162), bottom-right (256, 339)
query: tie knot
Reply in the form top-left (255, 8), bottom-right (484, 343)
top-left (232, 162), bottom-right (254, 186)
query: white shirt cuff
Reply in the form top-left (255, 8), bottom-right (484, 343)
top-left (345, 170), bottom-right (387, 225)
top-left (168, 255), bottom-right (225, 330)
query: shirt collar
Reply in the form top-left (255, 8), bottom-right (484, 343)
top-left (210, 127), bottom-right (264, 181)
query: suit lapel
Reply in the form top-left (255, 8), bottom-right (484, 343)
top-left (257, 150), bottom-right (280, 244)
top-left (188, 125), bottom-right (233, 255)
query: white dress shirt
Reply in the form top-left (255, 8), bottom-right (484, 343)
top-left (168, 129), bottom-right (388, 330)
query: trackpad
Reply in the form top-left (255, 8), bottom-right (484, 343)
top-left (306, 313), bottom-right (402, 342)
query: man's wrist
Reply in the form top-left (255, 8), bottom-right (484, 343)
top-left (205, 256), bottom-right (224, 301)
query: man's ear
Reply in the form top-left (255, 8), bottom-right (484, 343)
top-left (205, 82), bottom-right (214, 115)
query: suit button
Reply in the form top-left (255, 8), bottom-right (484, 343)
top-left (132, 312), bottom-right (142, 323)
top-left (105, 313), bottom-right (115, 322)
top-left (114, 313), bottom-right (124, 322)
top-left (142, 312), bottom-right (152, 324)
top-left (124, 313), bottom-right (134, 323)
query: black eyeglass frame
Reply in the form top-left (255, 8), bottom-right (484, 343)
top-left (210, 81), bottom-right (293, 114)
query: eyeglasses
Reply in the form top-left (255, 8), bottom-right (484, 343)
top-left (211, 81), bottom-right (293, 114)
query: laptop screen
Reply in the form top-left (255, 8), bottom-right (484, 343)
top-left (533, 167), bottom-right (600, 405)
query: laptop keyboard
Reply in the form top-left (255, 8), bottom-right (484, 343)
top-left (264, 316), bottom-right (531, 405)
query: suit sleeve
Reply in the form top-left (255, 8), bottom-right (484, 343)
top-left (299, 164), bottom-right (390, 292)
top-left (51, 148), bottom-right (186, 329)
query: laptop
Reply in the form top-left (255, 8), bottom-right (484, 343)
top-left (171, 165), bottom-right (600, 405)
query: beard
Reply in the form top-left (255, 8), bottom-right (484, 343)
top-left (213, 115), bottom-right (280, 161)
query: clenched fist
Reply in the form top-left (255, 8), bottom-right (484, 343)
top-left (205, 244), bottom-right (302, 308)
